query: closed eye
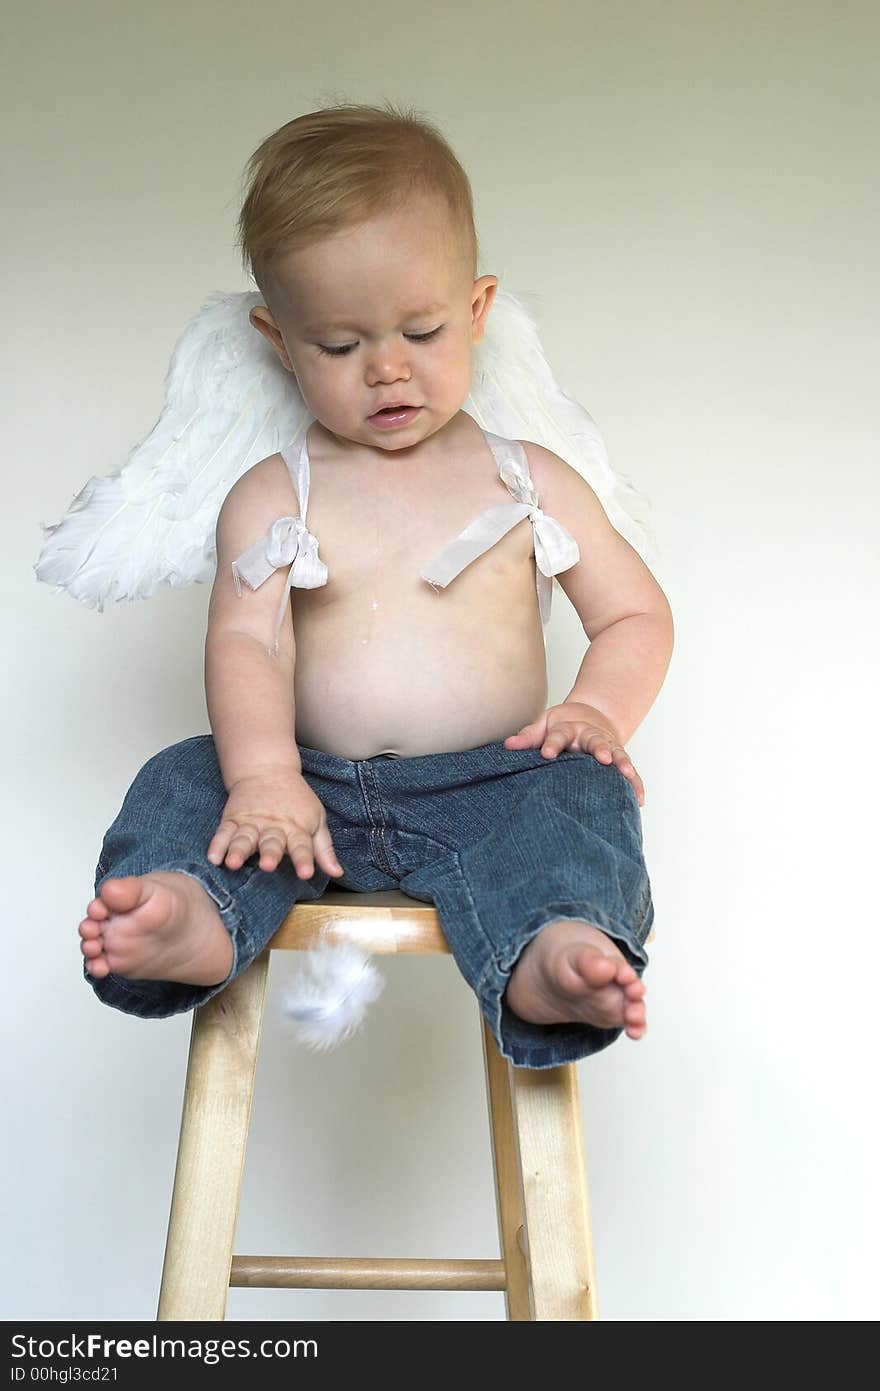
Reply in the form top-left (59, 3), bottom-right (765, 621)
top-left (317, 326), bottom-right (444, 357)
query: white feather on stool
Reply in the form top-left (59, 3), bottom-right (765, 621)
top-left (281, 941), bottom-right (385, 1051)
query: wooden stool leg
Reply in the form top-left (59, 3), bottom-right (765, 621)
top-left (509, 1058), bottom-right (599, 1320)
top-left (157, 949), bottom-right (271, 1320)
top-left (481, 1016), bottom-right (532, 1320)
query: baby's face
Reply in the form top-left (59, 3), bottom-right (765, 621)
top-left (251, 195), bottom-right (497, 453)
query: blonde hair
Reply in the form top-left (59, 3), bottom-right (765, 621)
top-left (236, 100), bottom-right (479, 302)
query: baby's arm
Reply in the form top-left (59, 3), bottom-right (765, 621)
top-left (206, 457), bottom-right (301, 786)
top-left (527, 442), bottom-right (673, 739)
top-left (505, 444), bottom-right (673, 791)
top-left (202, 459), bottom-right (343, 879)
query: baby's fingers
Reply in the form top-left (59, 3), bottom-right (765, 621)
top-left (580, 730), bottom-right (615, 763)
top-left (622, 763), bottom-right (646, 806)
top-left (311, 823), bottom-right (345, 879)
top-left (281, 828), bottom-right (318, 879)
top-left (284, 827), bottom-right (343, 881)
top-left (206, 817), bottom-right (246, 866)
top-left (208, 819), bottom-right (283, 870)
top-left (594, 741), bottom-right (646, 808)
top-left (606, 747), bottom-right (645, 805)
top-left (254, 827), bottom-right (288, 870)
top-left (219, 820), bottom-right (266, 869)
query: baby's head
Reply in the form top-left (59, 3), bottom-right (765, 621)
top-left (237, 101), bottom-right (498, 452)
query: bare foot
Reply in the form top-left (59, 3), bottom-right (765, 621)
top-left (78, 873), bottom-right (234, 986)
top-left (503, 919), bottom-right (647, 1040)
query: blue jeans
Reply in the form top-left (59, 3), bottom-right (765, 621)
top-left (86, 735), bottom-right (654, 1069)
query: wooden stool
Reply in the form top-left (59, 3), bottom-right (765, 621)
top-left (157, 889), bottom-right (643, 1321)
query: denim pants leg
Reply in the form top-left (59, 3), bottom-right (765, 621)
top-left (85, 735), bottom-right (394, 1019)
top-left (87, 736), bottom-right (653, 1070)
top-left (338, 741), bottom-right (654, 1070)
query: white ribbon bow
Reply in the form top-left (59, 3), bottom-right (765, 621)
top-left (231, 515), bottom-right (328, 656)
top-left (419, 459), bottom-right (580, 625)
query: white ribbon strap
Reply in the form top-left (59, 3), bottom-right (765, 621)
top-left (231, 515), bottom-right (328, 657)
top-left (419, 502), bottom-right (533, 590)
top-left (420, 458), bottom-right (580, 624)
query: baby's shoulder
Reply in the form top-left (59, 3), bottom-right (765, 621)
top-left (214, 452), bottom-right (301, 565)
top-left (516, 439), bottom-right (602, 515)
top-left (222, 451), bottom-right (301, 523)
top-left (516, 437), bottom-right (625, 553)
top-left (516, 437), bottom-right (570, 482)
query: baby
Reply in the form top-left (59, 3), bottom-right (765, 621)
top-left (77, 103), bottom-right (674, 1068)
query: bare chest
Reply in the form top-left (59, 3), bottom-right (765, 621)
top-left (302, 454), bottom-right (535, 605)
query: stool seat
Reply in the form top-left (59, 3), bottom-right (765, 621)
top-left (157, 888), bottom-right (646, 1320)
top-left (271, 888), bottom-right (450, 953)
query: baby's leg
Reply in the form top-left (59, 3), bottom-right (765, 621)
top-left (394, 744), bottom-right (653, 1069)
top-left (79, 735), bottom-right (330, 1019)
top-left (486, 755), bottom-right (652, 1060)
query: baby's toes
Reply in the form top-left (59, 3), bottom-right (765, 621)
top-left (79, 917), bottom-right (103, 940)
top-left (81, 937), bottom-right (104, 959)
top-left (86, 896), bottom-right (110, 921)
top-left (560, 948), bottom-right (613, 993)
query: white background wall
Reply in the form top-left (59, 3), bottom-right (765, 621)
top-left (5, 1), bottom-right (877, 1320)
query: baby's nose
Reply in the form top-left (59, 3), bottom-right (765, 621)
top-left (366, 343), bottom-right (413, 381)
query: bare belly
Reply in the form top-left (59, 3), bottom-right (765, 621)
top-left (292, 558), bottom-right (549, 759)
top-left (280, 412), bottom-right (551, 759)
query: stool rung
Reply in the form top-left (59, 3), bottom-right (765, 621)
top-left (230, 1255), bottom-right (506, 1292)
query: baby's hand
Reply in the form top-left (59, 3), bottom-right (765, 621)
top-left (207, 767), bottom-right (345, 879)
top-left (504, 702), bottom-right (645, 806)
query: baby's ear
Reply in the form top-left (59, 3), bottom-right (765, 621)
top-left (471, 275), bottom-right (499, 344)
top-left (249, 306), bottom-right (294, 372)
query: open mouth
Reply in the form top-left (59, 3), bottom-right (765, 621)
top-left (369, 404), bottom-right (422, 426)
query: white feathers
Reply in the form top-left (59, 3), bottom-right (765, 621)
top-left (466, 289), bottom-right (656, 564)
top-left (280, 940), bottom-right (386, 1051)
top-left (33, 291), bottom-right (308, 610)
top-left (33, 286), bottom-right (655, 611)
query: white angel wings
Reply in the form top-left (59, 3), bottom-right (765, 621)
top-left (33, 287), bottom-right (654, 610)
